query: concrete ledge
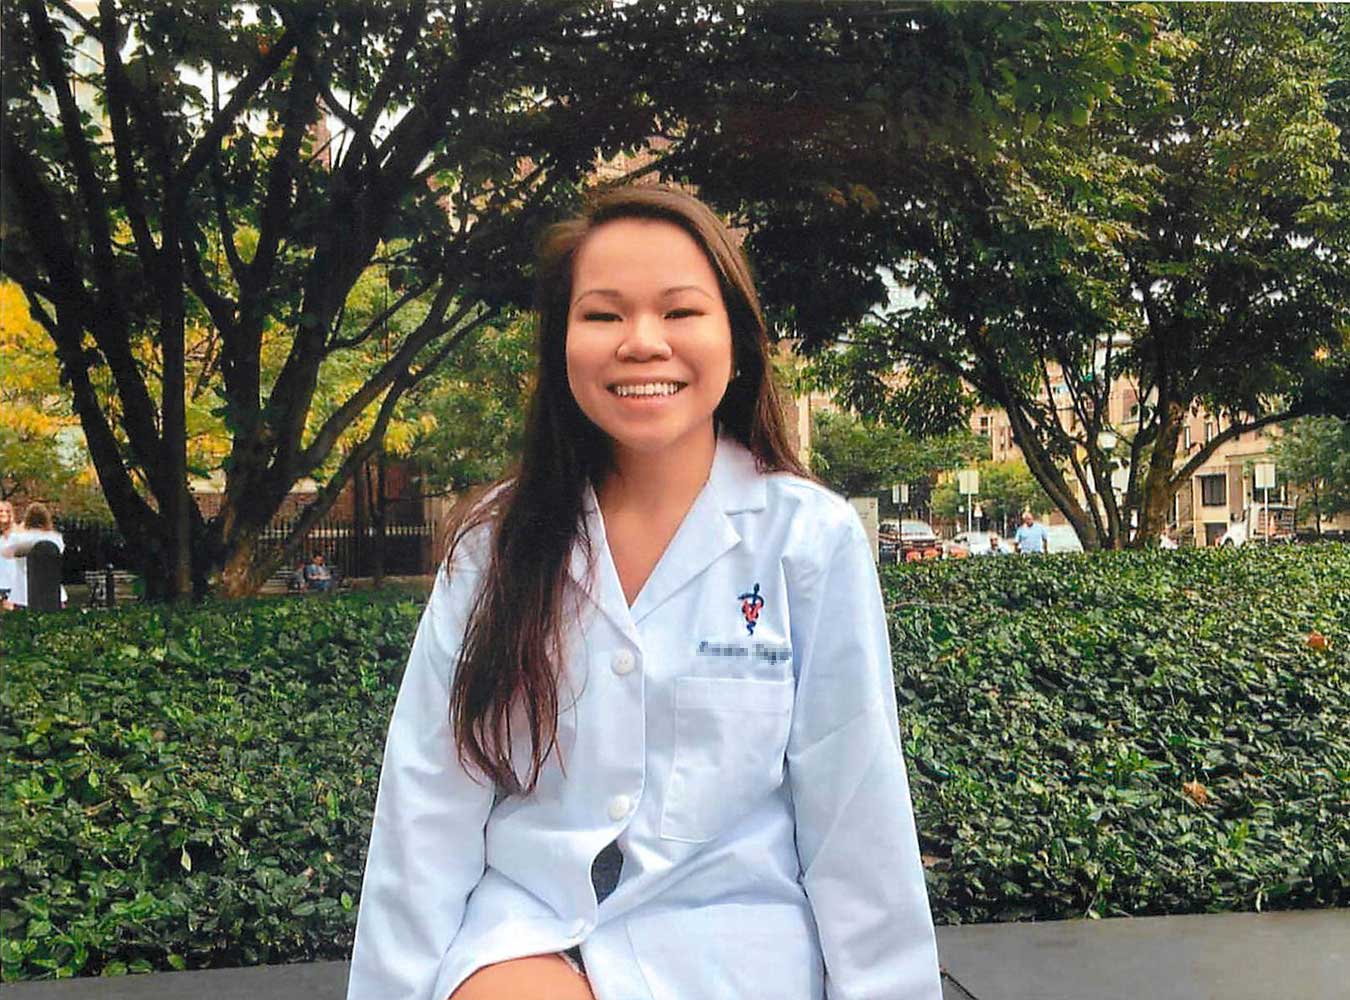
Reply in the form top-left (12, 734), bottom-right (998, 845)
top-left (3, 910), bottom-right (1346, 999)
top-left (936, 909), bottom-right (1350, 1000)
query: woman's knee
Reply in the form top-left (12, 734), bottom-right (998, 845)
top-left (448, 953), bottom-right (595, 1000)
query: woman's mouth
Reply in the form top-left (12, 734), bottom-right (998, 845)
top-left (608, 381), bottom-right (687, 398)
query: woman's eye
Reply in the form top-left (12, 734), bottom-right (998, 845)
top-left (665, 308), bottom-right (700, 320)
top-left (582, 312), bottom-right (621, 322)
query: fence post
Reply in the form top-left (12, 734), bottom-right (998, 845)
top-left (105, 563), bottom-right (116, 607)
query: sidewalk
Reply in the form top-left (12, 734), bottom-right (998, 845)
top-left (1, 910), bottom-right (1344, 999)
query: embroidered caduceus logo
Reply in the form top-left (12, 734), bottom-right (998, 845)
top-left (738, 583), bottom-right (765, 635)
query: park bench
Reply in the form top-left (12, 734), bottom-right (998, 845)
top-left (260, 565), bottom-right (348, 595)
top-left (83, 568), bottom-right (140, 606)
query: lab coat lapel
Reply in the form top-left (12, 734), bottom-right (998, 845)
top-left (570, 485), bottom-right (640, 642)
top-left (628, 434), bottom-right (765, 627)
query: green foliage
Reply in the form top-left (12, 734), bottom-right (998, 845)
top-left (3, 547), bottom-right (1347, 979)
top-left (690, 3), bottom-right (1350, 550)
top-left (931, 459), bottom-right (1056, 529)
top-left (889, 545), bottom-right (1350, 923)
top-left (408, 313), bottom-right (535, 491)
top-left (0, 592), bottom-right (423, 979)
top-left (1268, 417), bottom-right (1350, 524)
top-left (809, 409), bottom-right (982, 499)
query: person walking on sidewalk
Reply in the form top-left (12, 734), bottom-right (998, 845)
top-left (347, 186), bottom-right (942, 1000)
top-left (1014, 511), bottom-right (1050, 555)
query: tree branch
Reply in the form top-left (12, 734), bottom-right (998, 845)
top-left (326, 273), bottom-right (438, 352)
top-left (177, 27), bottom-right (299, 188)
top-left (1170, 406), bottom-right (1308, 486)
top-left (294, 298), bottom-right (492, 474)
top-left (97, 0), bottom-right (159, 273)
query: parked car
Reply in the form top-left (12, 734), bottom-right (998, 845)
top-left (899, 519), bottom-right (942, 562)
top-left (1218, 504), bottom-right (1297, 547)
top-left (944, 531), bottom-right (1013, 558)
top-left (1043, 524), bottom-right (1084, 554)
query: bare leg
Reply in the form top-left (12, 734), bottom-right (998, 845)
top-left (449, 953), bottom-right (596, 1000)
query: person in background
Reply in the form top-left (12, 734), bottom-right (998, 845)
top-left (0, 502), bottom-right (67, 608)
top-left (304, 551), bottom-right (333, 592)
top-left (0, 500), bottom-right (16, 610)
top-left (1013, 511), bottom-right (1050, 555)
top-left (986, 531), bottom-right (1004, 555)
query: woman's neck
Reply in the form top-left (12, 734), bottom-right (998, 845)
top-left (598, 429), bottom-right (717, 518)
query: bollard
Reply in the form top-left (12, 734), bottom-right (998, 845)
top-left (105, 563), bottom-right (117, 607)
top-left (26, 540), bottom-right (62, 612)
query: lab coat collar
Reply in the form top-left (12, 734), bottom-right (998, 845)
top-left (571, 434), bottom-right (765, 634)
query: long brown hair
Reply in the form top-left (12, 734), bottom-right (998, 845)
top-left (446, 184), bottom-right (808, 795)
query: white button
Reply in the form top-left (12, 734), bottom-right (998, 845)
top-left (607, 794), bottom-right (633, 821)
top-left (569, 918), bottom-right (589, 938)
top-left (611, 649), bottom-right (636, 675)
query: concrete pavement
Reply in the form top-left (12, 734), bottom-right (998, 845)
top-left (2, 909), bottom-right (1345, 999)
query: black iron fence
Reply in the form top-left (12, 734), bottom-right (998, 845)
top-left (260, 515), bottom-right (434, 579)
top-left (55, 518), bottom-right (129, 584)
top-left (51, 514), bottom-right (433, 585)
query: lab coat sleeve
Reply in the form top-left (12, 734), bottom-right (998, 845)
top-left (787, 513), bottom-right (942, 1000)
top-left (347, 556), bottom-right (496, 1000)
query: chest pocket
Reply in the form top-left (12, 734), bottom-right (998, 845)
top-left (660, 673), bottom-right (794, 843)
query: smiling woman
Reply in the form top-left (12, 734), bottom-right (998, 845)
top-left (346, 186), bottom-right (943, 1000)
top-left (564, 216), bottom-right (734, 473)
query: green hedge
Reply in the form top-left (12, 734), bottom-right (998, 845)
top-left (889, 544), bottom-right (1349, 924)
top-left (1, 546), bottom-right (1346, 980)
top-left (1, 593), bottom-right (422, 980)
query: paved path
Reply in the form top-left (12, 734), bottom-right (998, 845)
top-left (2, 910), bottom-right (1345, 999)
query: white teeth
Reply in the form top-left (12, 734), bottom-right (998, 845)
top-left (611, 382), bottom-right (684, 398)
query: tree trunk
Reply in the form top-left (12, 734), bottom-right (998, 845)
top-left (1135, 401), bottom-right (1186, 548)
top-left (219, 525), bottom-right (270, 598)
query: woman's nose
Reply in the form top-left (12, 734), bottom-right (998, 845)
top-left (616, 313), bottom-right (672, 361)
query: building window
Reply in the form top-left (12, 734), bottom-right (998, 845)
top-left (1199, 474), bottom-right (1226, 507)
top-left (1184, 425), bottom-right (1192, 449)
top-left (977, 414), bottom-right (991, 437)
top-left (1204, 419), bottom-right (1217, 443)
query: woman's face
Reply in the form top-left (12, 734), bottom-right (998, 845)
top-left (565, 218), bottom-right (734, 464)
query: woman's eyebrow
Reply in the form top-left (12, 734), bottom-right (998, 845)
top-left (572, 284), bottom-right (716, 307)
top-left (662, 285), bottom-right (717, 300)
top-left (572, 288), bottom-right (624, 306)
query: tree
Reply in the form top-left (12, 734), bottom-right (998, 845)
top-left (405, 312), bottom-right (534, 493)
top-left (808, 408), bottom-right (982, 505)
top-left (674, 4), bottom-right (1350, 550)
top-left (1268, 417), bottom-right (1350, 534)
top-left (1, 0), bottom-right (717, 598)
top-left (0, 282), bottom-right (109, 516)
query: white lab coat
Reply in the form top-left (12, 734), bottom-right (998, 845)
top-left (348, 434), bottom-right (941, 1000)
